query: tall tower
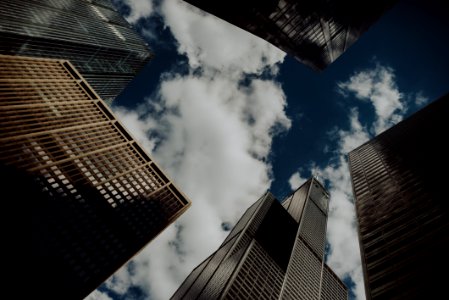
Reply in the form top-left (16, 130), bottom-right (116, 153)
top-left (0, 54), bottom-right (190, 300)
top-left (182, 0), bottom-right (396, 70)
top-left (348, 93), bottom-right (449, 299)
top-left (171, 177), bottom-right (347, 299)
top-left (0, 0), bottom-right (152, 104)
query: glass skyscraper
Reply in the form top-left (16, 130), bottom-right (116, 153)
top-left (183, 0), bottom-right (396, 70)
top-left (349, 93), bottom-right (449, 299)
top-left (0, 54), bottom-right (190, 300)
top-left (172, 177), bottom-right (347, 299)
top-left (0, 0), bottom-right (152, 104)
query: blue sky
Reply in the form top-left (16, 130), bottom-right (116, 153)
top-left (86, 1), bottom-right (449, 299)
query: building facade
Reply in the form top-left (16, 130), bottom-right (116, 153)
top-left (171, 178), bottom-right (347, 299)
top-left (348, 93), bottom-right (449, 299)
top-left (0, 0), bottom-right (152, 104)
top-left (0, 54), bottom-right (190, 300)
top-left (183, 0), bottom-right (395, 70)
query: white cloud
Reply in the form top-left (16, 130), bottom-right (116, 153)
top-left (338, 65), bottom-right (405, 134)
top-left (113, 106), bottom-right (158, 154)
top-left (314, 155), bottom-right (366, 300)
top-left (288, 172), bottom-right (307, 190)
top-left (117, 0), bottom-right (154, 23)
top-left (415, 91), bottom-right (429, 106)
top-left (84, 290), bottom-right (113, 300)
top-left (153, 74), bottom-right (290, 222)
top-left (85, 1), bottom-right (291, 299)
top-left (338, 109), bottom-right (370, 154)
top-left (92, 3), bottom-right (418, 300)
top-left (290, 64), bottom-right (411, 300)
top-left (160, 0), bottom-right (285, 75)
top-left (306, 114), bottom-right (369, 300)
top-left (321, 110), bottom-right (375, 298)
top-left (104, 73), bottom-right (290, 300)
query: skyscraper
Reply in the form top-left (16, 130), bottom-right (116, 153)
top-left (0, 54), bottom-right (190, 300)
top-left (172, 177), bottom-right (347, 299)
top-left (183, 0), bottom-right (395, 70)
top-left (348, 93), bottom-right (449, 299)
top-left (0, 0), bottom-right (152, 104)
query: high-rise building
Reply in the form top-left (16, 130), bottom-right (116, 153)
top-left (171, 177), bottom-right (347, 299)
top-left (0, 0), bottom-right (152, 105)
top-left (348, 93), bottom-right (449, 299)
top-left (0, 54), bottom-right (190, 300)
top-left (183, 0), bottom-right (395, 70)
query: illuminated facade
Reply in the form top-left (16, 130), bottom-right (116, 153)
top-left (0, 54), bottom-right (190, 300)
top-left (172, 178), bottom-right (347, 299)
top-left (0, 0), bottom-right (152, 104)
top-left (183, 0), bottom-right (395, 70)
top-left (349, 94), bottom-right (449, 299)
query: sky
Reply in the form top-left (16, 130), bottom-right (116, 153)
top-left (85, 1), bottom-right (449, 299)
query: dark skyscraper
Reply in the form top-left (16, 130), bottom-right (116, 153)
top-left (172, 178), bottom-right (347, 299)
top-left (0, 54), bottom-right (190, 300)
top-left (348, 94), bottom-right (449, 299)
top-left (183, 0), bottom-right (395, 70)
top-left (0, 0), bottom-right (152, 104)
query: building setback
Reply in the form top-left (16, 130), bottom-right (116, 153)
top-left (0, 54), bottom-right (190, 300)
top-left (348, 93), bottom-right (449, 299)
top-left (0, 0), bottom-right (152, 105)
top-left (183, 0), bottom-right (395, 71)
top-left (171, 177), bottom-right (347, 299)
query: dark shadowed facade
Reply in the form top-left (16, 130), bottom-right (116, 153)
top-left (171, 178), bottom-right (347, 299)
top-left (0, 55), bottom-right (190, 300)
top-left (348, 93), bottom-right (449, 299)
top-left (183, 0), bottom-right (396, 71)
top-left (0, 0), bottom-right (152, 104)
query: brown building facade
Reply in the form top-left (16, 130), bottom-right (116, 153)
top-left (349, 93), bottom-right (449, 299)
top-left (0, 0), bottom-right (152, 104)
top-left (0, 55), bottom-right (190, 300)
top-left (171, 178), bottom-right (347, 299)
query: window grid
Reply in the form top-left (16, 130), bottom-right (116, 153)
top-left (349, 107), bottom-right (449, 299)
top-left (281, 238), bottom-right (321, 300)
top-left (247, 193), bottom-right (274, 236)
top-left (0, 54), bottom-right (190, 299)
top-left (0, 0), bottom-right (152, 102)
top-left (320, 265), bottom-right (348, 300)
top-left (221, 193), bottom-right (268, 245)
top-left (224, 241), bottom-right (284, 300)
top-left (299, 198), bottom-right (327, 258)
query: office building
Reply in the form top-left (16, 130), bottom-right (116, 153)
top-left (0, 0), bottom-right (152, 104)
top-left (172, 177), bottom-right (347, 299)
top-left (0, 54), bottom-right (190, 300)
top-left (183, 0), bottom-right (396, 70)
top-left (348, 93), bottom-right (449, 299)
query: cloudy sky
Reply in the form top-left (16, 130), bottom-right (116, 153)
top-left (86, 0), bottom-right (449, 299)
